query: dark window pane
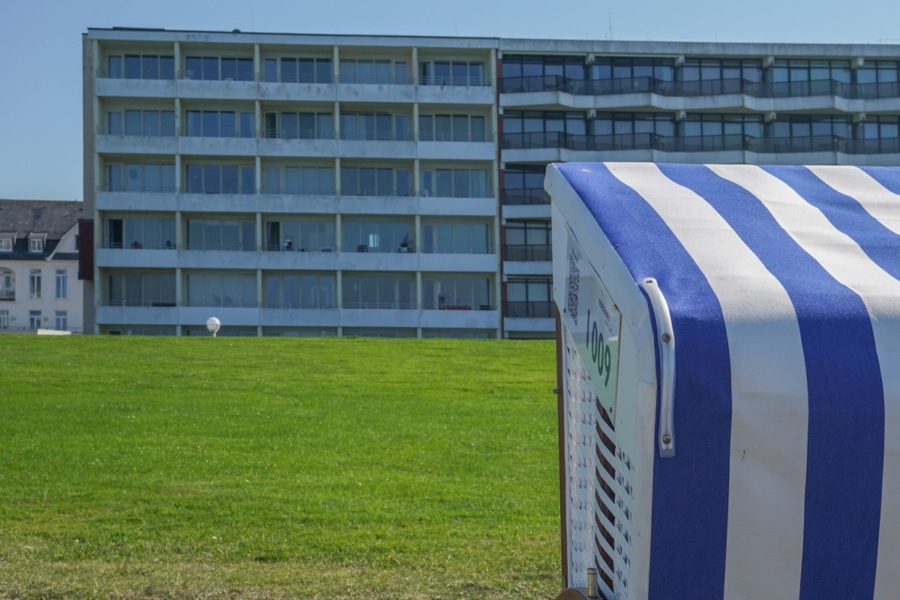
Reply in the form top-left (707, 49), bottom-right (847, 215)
top-left (204, 165), bottom-right (221, 193)
top-left (222, 166), bottom-right (239, 194)
top-left (240, 112), bottom-right (254, 138)
top-left (202, 57), bottom-right (219, 80)
top-left (186, 57), bottom-right (202, 79)
top-left (264, 58), bottom-right (278, 82)
top-left (220, 112), bottom-right (236, 137)
top-left (237, 58), bottom-right (254, 81)
top-left (221, 58), bottom-right (238, 81)
top-left (125, 110), bottom-right (142, 135)
top-left (341, 167), bottom-right (358, 195)
top-left (281, 113), bottom-right (298, 139)
top-left (187, 165), bottom-right (203, 193)
top-left (203, 111), bottom-right (219, 137)
top-left (377, 168), bottom-right (393, 195)
top-left (241, 167), bottom-right (255, 194)
top-left (359, 168), bottom-right (376, 196)
top-left (452, 62), bottom-right (468, 86)
top-left (125, 55), bottom-right (141, 79)
top-left (142, 55), bottom-right (159, 79)
top-left (144, 111), bottom-right (160, 136)
top-left (108, 55), bottom-right (121, 79)
top-left (187, 111), bottom-right (202, 136)
top-left (316, 59), bottom-right (332, 83)
top-left (160, 56), bottom-right (175, 80)
top-left (298, 59), bottom-right (314, 83)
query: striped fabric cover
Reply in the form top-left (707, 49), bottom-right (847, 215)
top-left (554, 162), bottom-right (900, 600)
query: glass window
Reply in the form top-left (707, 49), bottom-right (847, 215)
top-left (317, 59), bottom-right (332, 83)
top-left (108, 55), bottom-right (122, 79)
top-left (124, 55), bottom-right (141, 79)
top-left (186, 57), bottom-right (202, 79)
top-left (264, 58), bottom-right (278, 82)
top-left (240, 112), bottom-right (254, 138)
top-left (142, 55), bottom-right (159, 80)
top-left (237, 58), bottom-right (254, 81)
top-left (144, 111), bottom-right (160, 136)
top-left (125, 110), bottom-right (142, 135)
top-left (282, 112), bottom-right (298, 139)
top-left (202, 57), bottom-right (219, 80)
top-left (160, 56), bottom-right (175, 80)
top-left (220, 112), bottom-right (236, 137)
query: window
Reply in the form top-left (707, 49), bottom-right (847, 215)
top-left (29, 311), bottom-right (41, 330)
top-left (341, 113), bottom-right (409, 141)
top-left (505, 277), bottom-right (553, 318)
top-left (185, 164), bottom-right (255, 194)
top-left (263, 165), bottom-right (334, 195)
top-left (29, 238), bottom-right (44, 253)
top-left (421, 221), bottom-right (491, 254)
top-left (264, 273), bottom-right (335, 308)
top-left (265, 219), bottom-right (336, 252)
top-left (340, 59), bottom-right (409, 85)
top-left (0, 310), bottom-right (8, 329)
top-left (419, 167), bottom-right (489, 198)
top-left (185, 110), bottom-right (254, 138)
top-left (0, 238), bottom-right (12, 252)
top-left (0, 269), bottom-right (13, 300)
top-left (342, 220), bottom-right (413, 253)
top-left (341, 273), bottom-right (416, 309)
top-left (187, 218), bottom-right (256, 251)
top-left (55, 270), bottom-right (68, 299)
top-left (419, 114), bottom-right (487, 142)
top-left (185, 56), bottom-right (253, 81)
top-left (505, 221), bottom-right (551, 261)
top-left (55, 311), bottom-right (67, 331)
top-left (107, 163), bottom-right (176, 192)
top-left (503, 164), bottom-right (546, 205)
top-left (29, 269), bottom-right (41, 299)
top-left (108, 109), bottom-right (175, 136)
top-left (107, 54), bottom-right (175, 80)
top-left (107, 272), bottom-right (176, 307)
top-left (186, 272), bottom-right (257, 307)
top-left (341, 166), bottom-right (411, 197)
top-left (263, 57), bottom-right (333, 83)
top-left (421, 275), bottom-right (492, 310)
top-left (419, 60), bottom-right (486, 86)
top-left (263, 111), bottom-right (334, 139)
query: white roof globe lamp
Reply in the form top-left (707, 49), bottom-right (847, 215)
top-left (206, 316), bottom-right (221, 337)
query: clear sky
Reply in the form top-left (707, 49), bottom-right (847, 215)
top-left (2, 0), bottom-right (899, 201)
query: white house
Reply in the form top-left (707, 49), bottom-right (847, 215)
top-left (0, 200), bottom-right (84, 333)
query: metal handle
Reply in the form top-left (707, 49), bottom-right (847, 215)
top-left (640, 278), bottom-right (676, 458)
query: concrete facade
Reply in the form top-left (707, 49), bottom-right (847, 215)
top-left (82, 28), bottom-right (900, 337)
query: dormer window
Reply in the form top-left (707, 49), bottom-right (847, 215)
top-left (29, 235), bottom-right (45, 253)
top-left (0, 237), bottom-right (12, 252)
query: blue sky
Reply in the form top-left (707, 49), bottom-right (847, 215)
top-left (2, 0), bottom-right (899, 201)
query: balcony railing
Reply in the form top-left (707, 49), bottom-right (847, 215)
top-left (503, 132), bottom-right (900, 155)
top-left (501, 75), bottom-right (900, 100)
top-left (502, 188), bottom-right (549, 206)
top-left (418, 74), bottom-right (492, 87)
top-left (503, 244), bottom-right (552, 261)
top-left (0, 291), bottom-right (14, 301)
top-left (342, 301), bottom-right (417, 309)
top-left (503, 300), bottom-right (554, 318)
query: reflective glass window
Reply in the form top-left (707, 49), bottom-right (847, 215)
top-left (124, 55), bottom-right (141, 79)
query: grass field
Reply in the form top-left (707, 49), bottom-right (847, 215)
top-left (0, 336), bottom-right (560, 600)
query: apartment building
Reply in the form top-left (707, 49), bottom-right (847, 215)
top-left (82, 28), bottom-right (900, 337)
top-left (0, 200), bottom-right (83, 332)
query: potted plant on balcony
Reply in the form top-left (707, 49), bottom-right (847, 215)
top-left (399, 234), bottom-right (411, 253)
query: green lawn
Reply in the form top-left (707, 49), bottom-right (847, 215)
top-left (0, 336), bottom-right (561, 599)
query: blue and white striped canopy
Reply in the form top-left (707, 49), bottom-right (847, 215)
top-left (552, 163), bottom-right (900, 599)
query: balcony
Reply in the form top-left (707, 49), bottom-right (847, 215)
top-left (501, 188), bottom-right (548, 206)
top-left (503, 300), bottom-right (554, 319)
top-left (503, 244), bottom-right (552, 262)
top-left (502, 131), bottom-right (900, 158)
top-left (500, 75), bottom-right (900, 101)
top-left (0, 290), bottom-right (14, 301)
